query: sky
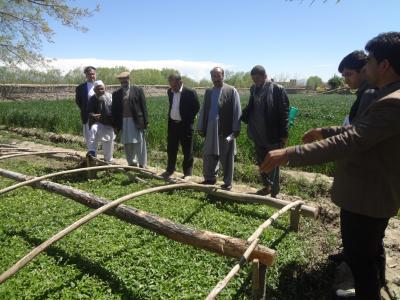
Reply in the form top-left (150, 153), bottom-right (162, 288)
top-left (42, 0), bottom-right (400, 82)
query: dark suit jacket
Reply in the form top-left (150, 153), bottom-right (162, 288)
top-left (167, 86), bottom-right (200, 129)
top-left (287, 83), bottom-right (400, 218)
top-left (112, 86), bottom-right (148, 131)
top-left (75, 82), bottom-right (90, 124)
top-left (241, 83), bottom-right (289, 145)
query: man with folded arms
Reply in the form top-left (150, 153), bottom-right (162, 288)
top-left (87, 80), bottom-right (115, 164)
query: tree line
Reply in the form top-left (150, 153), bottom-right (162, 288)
top-left (0, 66), bottom-right (343, 90)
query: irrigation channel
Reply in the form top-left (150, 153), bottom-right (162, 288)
top-left (0, 144), bottom-right (319, 299)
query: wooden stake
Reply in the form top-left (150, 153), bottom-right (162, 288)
top-left (206, 200), bottom-right (303, 299)
top-left (252, 259), bottom-right (260, 299)
top-left (290, 205), bottom-right (301, 232)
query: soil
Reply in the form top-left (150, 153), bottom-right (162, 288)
top-left (1, 133), bottom-right (399, 299)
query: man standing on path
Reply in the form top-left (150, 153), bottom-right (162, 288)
top-left (75, 66), bottom-right (96, 153)
top-left (162, 73), bottom-right (200, 178)
top-left (339, 50), bottom-right (377, 125)
top-left (260, 32), bottom-right (400, 300)
top-left (86, 80), bottom-right (115, 164)
top-left (197, 67), bottom-right (241, 191)
top-left (241, 65), bottom-right (289, 197)
top-left (112, 71), bottom-right (148, 167)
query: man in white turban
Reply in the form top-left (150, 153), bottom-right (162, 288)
top-left (86, 80), bottom-right (115, 164)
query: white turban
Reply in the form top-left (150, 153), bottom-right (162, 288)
top-left (93, 80), bottom-right (105, 88)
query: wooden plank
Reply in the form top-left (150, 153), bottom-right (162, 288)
top-left (0, 151), bottom-right (74, 160)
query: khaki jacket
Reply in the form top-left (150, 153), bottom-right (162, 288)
top-left (287, 82), bottom-right (400, 218)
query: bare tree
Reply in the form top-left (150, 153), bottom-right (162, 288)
top-left (0, 0), bottom-right (99, 67)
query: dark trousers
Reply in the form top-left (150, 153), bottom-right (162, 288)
top-left (255, 144), bottom-right (280, 196)
top-left (340, 209), bottom-right (389, 300)
top-left (166, 121), bottom-right (194, 175)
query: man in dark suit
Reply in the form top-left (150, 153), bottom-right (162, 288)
top-left (260, 32), bottom-right (400, 300)
top-left (162, 73), bottom-right (200, 178)
top-left (75, 66), bottom-right (96, 152)
top-left (111, 71), bottom-right (148, 167)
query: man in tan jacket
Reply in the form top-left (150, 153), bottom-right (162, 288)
top-left (260, 32), bottom-right (400, 300)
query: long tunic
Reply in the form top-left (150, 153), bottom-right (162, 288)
top-left (120, 87), bottom-right (143, 144)
top-left (198, 87), bottom-right (241, 155)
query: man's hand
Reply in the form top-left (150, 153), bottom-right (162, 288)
top-left (233, 131), bottom-right (240, 138)
top-left (260, 148), bottom-right (288, 174)
top-left (302, 128), bottom-right (323, 144)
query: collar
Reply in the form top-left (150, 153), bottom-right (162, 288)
top-left (376, 81), bottom-right (400, 99)
top-left (356, 81), bottom-right (370, 95)
top-left (173, 85), bottom-right (183, 93)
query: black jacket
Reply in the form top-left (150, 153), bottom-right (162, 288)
top-left (112, 86), bottom-right (148, 131)
top-left (241, 83), bottom-right (289, 145)
top-left (75, 82), bottom-right (90, 124)
top-left (87, 94), bottom-right (113, 128)
top-left (167, 86), bottom-right (200, 129)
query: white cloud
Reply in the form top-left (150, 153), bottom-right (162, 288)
top-left (44, 58), bottom-right (232, 81)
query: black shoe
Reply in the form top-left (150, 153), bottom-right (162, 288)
top-left (200, 179), bottom-right (216, 185)
top-left (86, 151), bottom-right (96, 158)
top-left (220, 184), bottom-right (232, 191)
top-left (183, 169), bottom-right (192, 177)
top-left (256, 186), bottom-right (271, 196)
top-left (328, 252), bottom-right (345, 263)
top-left (161, 170), bottom-right (173, 178)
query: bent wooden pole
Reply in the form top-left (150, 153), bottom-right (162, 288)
top-left (0, 151), bottom-right (74, 161)
top-left (0, 165), bottom-right (159, 195)
top-left (206, 200), bottom-right (304, 300)
top-left (0, 183), bottom-right (187, 283)
top-left (0, 169), bottom-right (276, 284)
top-left (180, 185), bottom-right (318, 219)
top-left (0, 148), bottom-right (34, 152)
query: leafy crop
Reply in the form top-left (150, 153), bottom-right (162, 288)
top-left (0, 94), bottom-right (353, 176)
top-left (0, 157), bottom-right (338, 299)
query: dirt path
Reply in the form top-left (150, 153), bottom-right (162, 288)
top-left (1, 136), bottom-right (399, 298)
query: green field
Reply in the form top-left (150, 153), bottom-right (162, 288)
top-left (0, 94), bottom-right (354, 177)
top-left (0, 157), bottom-right (337, 299)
